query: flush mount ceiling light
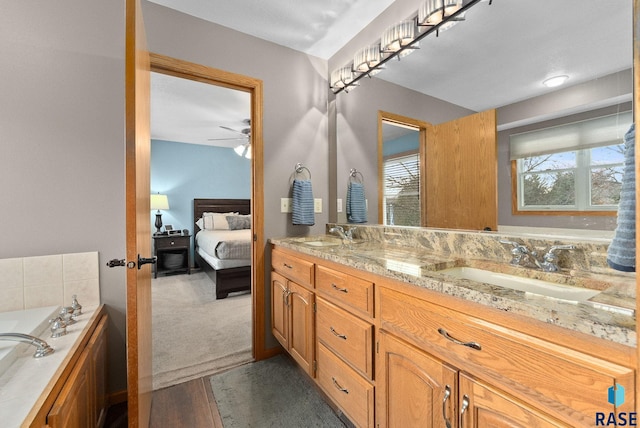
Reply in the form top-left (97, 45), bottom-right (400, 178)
top-left (353, 45), bottom-right (382, 75)
top-left (418, 0), bottom-right (463, 26)
top-left (543, 75), bottom-right (569, 88)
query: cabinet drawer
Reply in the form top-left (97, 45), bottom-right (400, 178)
top-left (155, 236), bottom-right (189, 250)
top-left (316, 297), bottom-right (374, 379)
top-left (379, 287), bottom-right (635, 421)
top-left (272, 249), bottom-right (314, 287)
top-left (316, 265), bottom-right (374, 318)
top-left (317, 343), bottom-right (374, 428)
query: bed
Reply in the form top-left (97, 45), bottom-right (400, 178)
top-left (193, 198), bottom-right (252, 299)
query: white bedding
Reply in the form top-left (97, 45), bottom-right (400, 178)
top-left (196, 229), bottom-right (251, 261)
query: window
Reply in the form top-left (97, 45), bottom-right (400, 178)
top-left (511, 112), bottom-right (630, 213)
top-left (383, 153), bottom-right (420, 226)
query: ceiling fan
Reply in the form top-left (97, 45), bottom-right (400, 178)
top-left (208, 119), bottom-right (251, 158)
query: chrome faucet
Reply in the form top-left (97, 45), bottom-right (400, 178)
top-left (329, 226), bottom-right (356, 241)
top-left (540, 245), bottom-right (576, 272)
top-left (499, 240), bottom-right (541, 269)
top-left (500, 239), bottom-right (576, 272)
top-left (0, 333), bottom-right (54, 358)
top-left (49, 316), bottom-right (67, 338)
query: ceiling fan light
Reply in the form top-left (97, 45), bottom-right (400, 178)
top-left (419, 0), bottom-right (463, 26)
top-left (244, 144), bottom-right (251, 159)
top-left (234, 144), bottom-right (246, 157)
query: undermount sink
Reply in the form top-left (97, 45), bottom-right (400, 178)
top-left (302, 240), bottom-right (343, 247)
top-left (440, 267), bottom-right (600, 302)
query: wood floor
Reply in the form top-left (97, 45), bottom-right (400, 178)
top-left (150, 377), bottom-right (223, 428)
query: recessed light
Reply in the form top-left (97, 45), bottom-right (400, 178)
top-left (543, 75), bottom-right (569, 88)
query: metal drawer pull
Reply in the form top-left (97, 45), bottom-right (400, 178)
top-left (329, 327), bottom-right (347, 340)
top-left (332, 377), bottom-right (349, 394)
top-left (438, 328), bottom-right (482, 351)
top-left (331, 283), bottom-right (348, 293)
top-left (442, 385), bottom-right (452, 428)
top-left (459, 395), bottom-right (469, 428)
top-left (283, 263), bottom-right (293, 269)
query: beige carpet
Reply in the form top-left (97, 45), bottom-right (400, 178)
top-left (152, 272), bottom-right (252, 390)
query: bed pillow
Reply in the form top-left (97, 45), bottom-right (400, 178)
top-left (200, 212), bottom-right (237, 230)
top-left (226, 215), bottom-right (251, 230)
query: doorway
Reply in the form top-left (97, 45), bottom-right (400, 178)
top-left (149, 71), bottom-right (253, 389)
top-left (148, 54), bottom-right (267, 382)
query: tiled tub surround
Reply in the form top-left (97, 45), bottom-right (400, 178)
top-left (0, 251), bottom-right (100, 312)
top-left (271, 224), bottom-right (636, 346)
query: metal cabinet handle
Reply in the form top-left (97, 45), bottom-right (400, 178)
top-left (283, 263), bottom-right (293, 269)
top-left (459, 395), bottom-right (470, 428)
top-left (283, 289), bottom-right (291, 307)
top-left (331, 283), bottom-right (348, 293)
top-left (442, 385), bottom-right (452, 428)
top-left (332, 377), bottom-right (349, 394)
top-left (438, 328), bottom-right (482, 351)
top-left (329, 327), bottom-right (347, 340)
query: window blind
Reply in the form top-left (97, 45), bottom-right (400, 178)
top-left (383, 153), bottom-right (420, 226)
top-left (509, 111), bottom-right (632, 160)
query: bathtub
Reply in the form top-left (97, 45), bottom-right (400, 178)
top-left (0, 306), bottom-right (60, 375)
top-left (0, 305), bottom-right (99, 427)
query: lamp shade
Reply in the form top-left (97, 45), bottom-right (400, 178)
top-left (150, 194), bottom-right (169, 211)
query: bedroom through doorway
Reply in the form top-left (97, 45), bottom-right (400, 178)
top-left (148, 66), bottom-right (256, 391)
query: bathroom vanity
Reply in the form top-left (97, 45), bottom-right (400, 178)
top-left (270, 227), bottom-right (635, 427)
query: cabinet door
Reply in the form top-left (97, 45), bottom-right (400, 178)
top-left (47, 349), bottom-right (92, 428)
top-left (377, 331), bottom-right (457, 428)
top-left (288, 281), bottom-right (315, 376)
top-left (459, 373), bottom-right (568, 428)
top-left (89, 315), bottom-right (108, 428)
top-left (271, 271), bottom-right (289, 349)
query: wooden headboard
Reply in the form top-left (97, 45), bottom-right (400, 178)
top-left (193, 198), bottom-right (251, 234)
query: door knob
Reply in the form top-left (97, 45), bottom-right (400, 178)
top-left (138, 255), bottom-right (157, 270)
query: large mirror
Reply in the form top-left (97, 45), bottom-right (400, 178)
top-left (333, 0), bottom-right (633, 236)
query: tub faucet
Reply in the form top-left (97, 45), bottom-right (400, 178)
top-left (0, 333), bottom-right (54, 358)
top-left (329, 226), bottom-right (356, 241)
top-left (49, 316), bottom-right (67, 338)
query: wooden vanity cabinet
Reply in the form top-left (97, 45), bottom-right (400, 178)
top-left (270, 244), bottom-right (636, 428)
top-left (47, 311), bottom-right (109, 428)
top-left (377, 331), bottom-right (566, 428)
top-left (315, 265), bottom-right (375, 428)
top-left (378, 286), bottom-right (634, 427)
top-left (271, 250), bottom-right (315, 376)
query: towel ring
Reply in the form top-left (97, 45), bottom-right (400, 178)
top-left (349, 168), bottom-right (363, 183)
top-left (294, 163), bottom-right (312, 180)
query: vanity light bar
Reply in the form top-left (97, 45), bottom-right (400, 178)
top-left (331, 0), bottom-right (491, 94)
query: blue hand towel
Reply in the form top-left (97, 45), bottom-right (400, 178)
top-left (292, 179), bottom-right (315, 226)
top-left (607, 123), bottom-right (635, 272)
top-left (347, 181), bottom-right (367, 223)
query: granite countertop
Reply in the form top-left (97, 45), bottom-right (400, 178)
top-left (270, 236), bottom-right (636, 347)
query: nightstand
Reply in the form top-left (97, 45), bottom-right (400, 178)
top-left (153, 234), bottom-right (191, 278)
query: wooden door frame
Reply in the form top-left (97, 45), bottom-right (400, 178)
top-left (148, 53), bottom-right (267, 359)
top-left (377, 111), bottom-right (429, 226)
